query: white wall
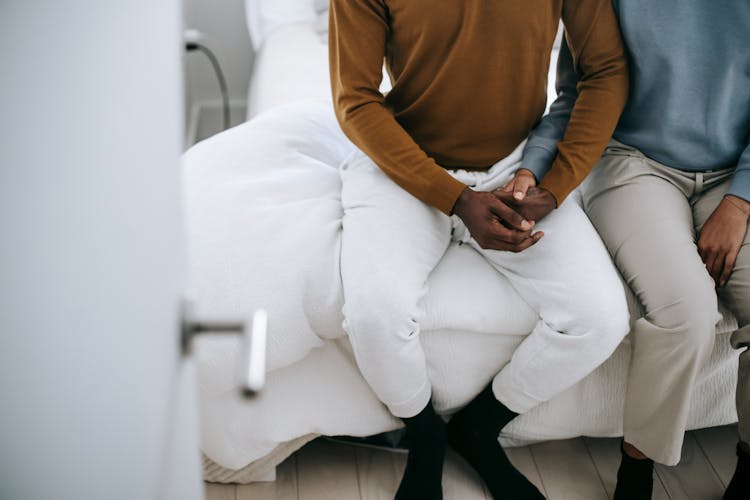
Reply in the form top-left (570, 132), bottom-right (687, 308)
top-left (183, 0), bottom-right (254, 136)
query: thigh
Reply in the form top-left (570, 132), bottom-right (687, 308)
top-left (339, 150), bottom-right (452, 312)
top-left (693, 178), bottom-right (750, 327)
top-left (582, 153), bottom-right (717, 326)
top-left (724, 233), bottom-right (750, 327)
top-left (469, 197), bottom-right (626, 332)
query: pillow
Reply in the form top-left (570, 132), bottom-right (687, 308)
top-left (245, 0), bottom-right (317, 50)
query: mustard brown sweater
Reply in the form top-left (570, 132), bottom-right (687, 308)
top-left (329, 0), bottom-right (629, 215)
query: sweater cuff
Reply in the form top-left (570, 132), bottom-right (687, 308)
top-left (727, 170), bottom-right (750, 204)
top-left (426, 169), bottom-right (468, 216)
top-left (538, 157), bottom-right (583, 207)
top-left (522, 145), bottom-right (556, 183)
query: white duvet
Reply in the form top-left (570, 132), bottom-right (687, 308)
top-left (183, 101), bottom-right (739, 475)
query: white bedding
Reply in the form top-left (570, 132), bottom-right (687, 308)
top-left (247, 22), bottom-right (331, 118)
top-left (183, 101), bottom-right (740, 476)
top-left (245, 0), bottom-right (320, 51)
top-left (246, 10), bottom-right (561, 120)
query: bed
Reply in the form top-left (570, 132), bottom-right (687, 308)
top-left (189, 0), bottom-right (741, 483)
top-left (245, 0), bottom-right (391, 119)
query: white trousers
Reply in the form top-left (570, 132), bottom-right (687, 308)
top-left (339, 142), bottom-right (631, 418)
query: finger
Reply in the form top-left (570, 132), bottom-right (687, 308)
top-left (485, 219), bottom-right (531, 244)
top-left (503, 232), bottom-right (543, 253)
top-left (513, 176), bottom-right (535, 201)
top-left (720, 250), bottom-right (737, 287)
top-left (489, 224), bottom-right (532, 245)
top-left (704, 250), bottom-right (719, 283)
top-left (711, 250), bottom-right (726, 286)
top-left (500, 179), bottom-right (515, 192)
top-left (511, 237), bottom-right (538, 252)
top-left (482, 229), bottom-right (544, 252)
top-left (488, 198), bottom-right (532, 231)
top-left (697, 239), bottom-right (709, 264)
top-left (481, 238), bottom-right (529, 252)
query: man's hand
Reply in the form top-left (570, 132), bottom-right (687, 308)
top-left (453, 188), bottom-right (543, 252)
top-left (494, 187), bottom-right (557, 223)
top-left (501, 168), bottom-right (538, 201)
top-left (698, 195), bottom-right (750, 287)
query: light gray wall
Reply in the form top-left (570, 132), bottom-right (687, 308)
top-left (183, 0), bottom-right (253, 130)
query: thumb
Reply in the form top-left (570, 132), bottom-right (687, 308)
top-left (513, 175), bottom-right (535, 200)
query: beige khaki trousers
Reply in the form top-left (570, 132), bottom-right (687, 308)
top-left (581, 141), bottom-right (750, 465)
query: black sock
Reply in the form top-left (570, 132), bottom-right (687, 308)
top-left (395, 402), bottom-right (447, 500)
top-left (447, 384), bottom-right (544, 499)
top-left (613, 442), bottom-right (654, 500)
top-left (724, 443), bottom-right (750, 500)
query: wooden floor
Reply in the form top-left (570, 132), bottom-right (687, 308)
top-left (205, 425), bottom-right (739, 500)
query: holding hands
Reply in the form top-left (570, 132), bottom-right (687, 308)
top-left (452, 168), bottom-right (557, 253)
top-left (495, 168), bottom-right (558, 222)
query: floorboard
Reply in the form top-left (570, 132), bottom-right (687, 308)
top-left (442, 449), bottom-right (489, 500)
top-left (529, 438), bottom-right (608, 500)
top-left (236, 456), bottom-right (298, 500)
top-left (655, 433), bottom-right (725, 500)
top-left (693, 425), bottom-right (739, 487)
top-left (354, 446), bottom-right (402, 500)
top-left (295, 440), bottom-right (360, 500)
top-left (583, 437), bottom-right (670, 500)
top-left (506, 445), bottom-right (547, 496)
top-left (205, 482), bottom-right (236, 500)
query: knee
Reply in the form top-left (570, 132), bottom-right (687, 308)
top-left (342, 288), bottom-right (421, 346)
top-left (647, 285), bottom-right (718, 355)
top-left (564, 284), bottom-right (631, 344)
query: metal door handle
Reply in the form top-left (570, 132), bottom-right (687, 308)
top-left (181, 302), bottom-right (267, 397)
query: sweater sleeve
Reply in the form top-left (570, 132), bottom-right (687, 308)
top-left (523, 38), bottom-right (579, 182)
top-left (328, 0), bottom-right (467, 215)
top-left (728, 141), bottom-right (750, 203)
top-left (538, 0), bottom-right (629, 204)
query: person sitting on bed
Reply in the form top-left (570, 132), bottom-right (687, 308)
top-left (529, 2), bottom-right (750, 499)
top-left (329, 1), bottom-right (630, 498)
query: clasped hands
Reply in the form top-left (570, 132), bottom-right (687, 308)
top-left (453, 168), bottom-right (557, 252)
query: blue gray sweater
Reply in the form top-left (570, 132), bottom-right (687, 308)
top-left (524, 0), bottom-right (750, 202)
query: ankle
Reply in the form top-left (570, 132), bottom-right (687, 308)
top-left (396, 403), bottom-right (446, 500)
top-left (623, 441), bottom-right (650, 461)
top-left (401, 403), bottom-right (446, 443)
top-left (402, 402), bottom-right (441, 428)
top-left (614, 442), bottom-right (654, 500)
top-left (450, 384), bottom-right (518, 436)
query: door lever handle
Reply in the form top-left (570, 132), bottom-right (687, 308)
top-left (181, 303), bottom-right (267, 397)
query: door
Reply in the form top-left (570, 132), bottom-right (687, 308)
top-left (0, 2), bottom-right (203, 499)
